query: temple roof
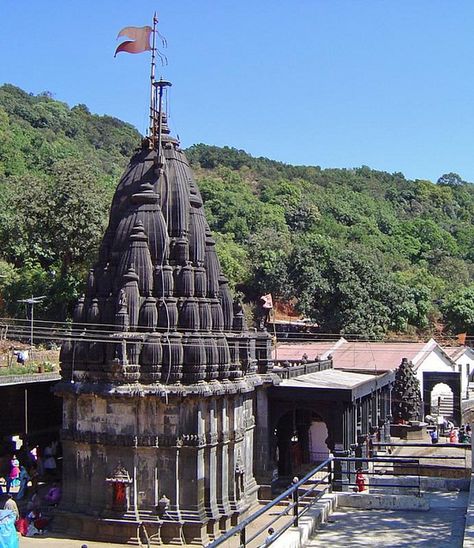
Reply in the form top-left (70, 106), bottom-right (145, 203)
top-left (60, 113), bottom-right (270, 388)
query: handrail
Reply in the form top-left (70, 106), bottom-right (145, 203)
top-left (209, 443), bottom-right (470, 547)
top-left (372, 442), bottom-right (469, 448)
top-left (207, 457), bottom-right (333, 547)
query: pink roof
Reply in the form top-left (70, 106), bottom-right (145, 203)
top-left (329, 342), bottom-right (427, 372)
top-left (274, 341), bottom-right (430, 373)
top-left (443, 346), bottom-right (467, 361)
top-left (273, 342), bottom-right (336, 361)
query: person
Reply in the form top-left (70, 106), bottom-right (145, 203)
top-left (43, 443), bottom-right (57, 479)
top-left (449, 428), bottom-right (458, 444)
top-left (157, 494), bottom-right (170, 517)
top-left (44, 482), bottom-right (62, 506)
top-left (7, 454), bottom-right (20, 492)
top-left (430, 429), bottom-right (438, 444)
top-left (26, 490), bottom-right (41, 513)
top-left (13, 349), bottom-right (28, 365)
top-left (29, 445), bottom-right (38, 465)
top-left (16, 465), bottom-right (30, 500)
top-left (356, 469), bottom-right (366, 492)
top-left (4, 494), bottom-right (19, 521)
top-left (26, 508), bottom-right (48, 536)
top-left (29, 464), bottom-right (39, 492)
top-left (16, 514), bottom-right (29, 536)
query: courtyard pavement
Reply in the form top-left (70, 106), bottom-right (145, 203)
top-left (20, 537), bottom-right (131, 547)
top-left (307, 491), bottom-right (468, 547)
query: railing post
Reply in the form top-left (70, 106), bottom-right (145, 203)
top-left (240, 526), bottom-right (246, 547)
top-left (332, 451), bottom-right (348, 491)
top-left (293, 487), bottom-right (299, 527)
top-left (417, 460), bottom-right (421, 497)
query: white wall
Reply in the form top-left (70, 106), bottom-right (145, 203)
top-left (450, 350), bottom-right (474, 399)
top-left (308, 421), bottom-right (329, 462)
top-left (415, 348), bottom-right (454, 394)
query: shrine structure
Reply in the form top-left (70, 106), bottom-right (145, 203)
top-left (54, 31), bottom-right (274, 540)
top-left (53, 16), bottom-right (395, 545)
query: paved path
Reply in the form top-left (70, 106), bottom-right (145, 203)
top-left (20, 536), bottom-right (130, 547)
top-left (307, 491), bottom-right (468, 547)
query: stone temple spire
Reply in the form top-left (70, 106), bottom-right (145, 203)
top-left (55, 70), bottom-right (273, 545)
top-left (59, 108), bottom-right (269, 388)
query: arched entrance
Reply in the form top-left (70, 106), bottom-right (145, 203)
top-left (423, 371), bottom-right (461, 426)
top-left (308, 418), bottom-right (330, 463)
top-left (274, 409), bottom-right (329, 479)
top-left (430, 383), bottom-right (454, 422)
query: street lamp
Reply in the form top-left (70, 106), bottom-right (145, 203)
top-left (17, 295), bottom-right (46, 349)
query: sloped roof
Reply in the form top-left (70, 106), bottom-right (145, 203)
top-left (279, 368), bottom-right (378, 390)
top-left (273, 341), bottom-right (339, 361)
top-left (443, 346), bottom-right (474, 361)
top-left (331, 341), bottom-right (429, 372)
top-left (273, 338), bottom-right (447, 373)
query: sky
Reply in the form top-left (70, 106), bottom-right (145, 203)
top-left (1, 0), bottom-right (474, 182)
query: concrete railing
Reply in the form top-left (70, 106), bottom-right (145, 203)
top-left (271, 359), bottom-right (333, 379)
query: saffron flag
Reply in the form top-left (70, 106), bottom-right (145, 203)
top-left (114, 26), bottom-right (153, 57)
top-left (457, 332), bottom-right (467, 345)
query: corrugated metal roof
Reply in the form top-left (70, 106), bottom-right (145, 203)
top-left (279, 368), bottom-right (378, 389)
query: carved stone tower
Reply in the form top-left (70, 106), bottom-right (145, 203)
top-left (55, 111), bottom-right (273, 544)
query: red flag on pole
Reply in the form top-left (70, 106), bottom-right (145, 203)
top-left (114, 26), bottom-right (153, 57)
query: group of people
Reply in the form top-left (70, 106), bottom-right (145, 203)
top-left (3, 481), bottom-right (62, 536)
top-left (2, 441), bottom-right (58, 494)
top-left (1, 440), bottom-right (61, 537)
top-left (3, 454), bottom-right (33, 500)
top-left (5, 492), bottom-right (51, 537)
top-left (429, 423), bottom-right (471, 444)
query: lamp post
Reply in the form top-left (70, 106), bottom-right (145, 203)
top-left (17, 295), bottom-right (46, 349)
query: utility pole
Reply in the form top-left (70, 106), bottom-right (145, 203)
top-left (17, 295), bottom-right (46, 350)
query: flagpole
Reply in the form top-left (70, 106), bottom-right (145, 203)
top-left (149, 13), bottom-right (158, 148)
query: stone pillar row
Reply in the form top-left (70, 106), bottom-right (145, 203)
top-left (59, 391), bottom-right (257, 545)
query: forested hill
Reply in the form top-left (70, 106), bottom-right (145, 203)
top-left (0, 84), bottom-right (472, 338)
top-left (186, 146), bottom-right (474, 338)
top-left (0, 84), bottom-right (140, 320)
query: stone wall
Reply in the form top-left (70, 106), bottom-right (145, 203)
top-left (59, 387), bottom-right (260, 544)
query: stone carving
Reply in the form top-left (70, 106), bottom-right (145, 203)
top-left (235, 451), bottom-right (245, 500)
top-left (106, 462), bottom-right (132, 484)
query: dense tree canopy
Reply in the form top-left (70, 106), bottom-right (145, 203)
top-left (187, 144), bottom-right (474, 338)
top-left (0, 84), bottom-right (139, 319)
top-left (0, 85), bottom-right (473, 339)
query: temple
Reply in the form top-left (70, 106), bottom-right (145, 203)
top-left (54, 101), bottom-right (275, 543)
top-left (53, 26), bottom-right (395, 545)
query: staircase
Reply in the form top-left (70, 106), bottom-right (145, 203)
top-left (431, 393), bottom-right (454, 421)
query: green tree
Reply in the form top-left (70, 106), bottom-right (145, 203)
top-left (437, 172), bottom-right (465, 186)
top-left (441, 285), bottom-right (474, 334)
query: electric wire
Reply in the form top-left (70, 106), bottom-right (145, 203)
top-left (0, 324), bottom-right (468, 355)
top-left (2, 316), bottom-right (471, 342)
